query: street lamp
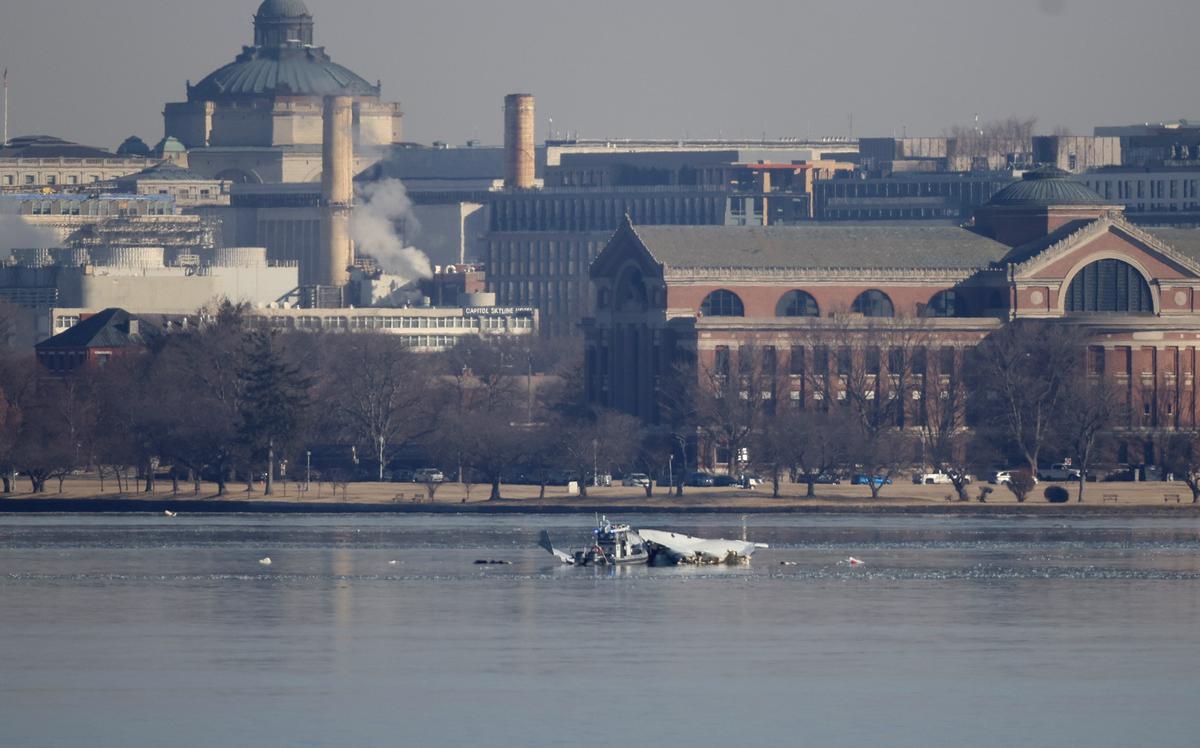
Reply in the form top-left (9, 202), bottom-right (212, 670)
top-left (668, 454), bottom-right (674, 494)
top-left (305, 450), bottom-right (311, 492)
top-left (592, 439), bottom-right (598, 487)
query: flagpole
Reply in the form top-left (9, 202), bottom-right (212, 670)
top-left (3, 69), bottom-right (8, 147)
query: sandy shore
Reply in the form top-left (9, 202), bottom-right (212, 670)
top-left (1, 476), bottom-right (1197, 514)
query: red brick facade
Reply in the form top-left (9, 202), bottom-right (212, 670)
top-left (583, 195), bottom-right (1200, 466)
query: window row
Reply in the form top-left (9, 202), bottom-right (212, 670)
top-left (263, 315), bottom-right (533, 331)
top-left (712, 344), bottom-right (959, 378)
top-left (698, 288), bottom-right (969, 318)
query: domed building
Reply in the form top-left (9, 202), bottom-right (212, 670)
top-left (163, 0), bottom-right (403, 183)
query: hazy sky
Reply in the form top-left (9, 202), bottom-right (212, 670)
top-left (2, 0), bottom-right (1198, 151)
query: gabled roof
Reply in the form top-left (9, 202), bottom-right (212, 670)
top-left (35, 309), bottom-right (158, 351)
top-left (1142, 227), bottom-right (1200, 263)
top-left (1005, 214), bottom-right (1200, 279)
top-left (626, 223), bottom-right (1011, 272)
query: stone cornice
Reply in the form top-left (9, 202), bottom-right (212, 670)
top-left (663, 266), bottom-right (1003, 283)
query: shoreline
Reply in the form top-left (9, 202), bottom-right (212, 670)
top-left (1, 495), bottom-right (1198, 517)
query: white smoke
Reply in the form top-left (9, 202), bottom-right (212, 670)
top-left (0, 215), bottom-right (61, 259)
top-left (352, 179), bottom-right (433, 283)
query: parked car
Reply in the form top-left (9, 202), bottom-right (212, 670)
top-left (1103, 464), bottom-right (1163, 482)
top-left (622, 473), bottom-right (651, 488)
top-left (737, 474), bottom-right (763, 489)
top-left (989, 470), bottom-right (1038, 485)
top-left (386, 468), bottom-right (414, 483)
top-left (687, 472), bottom-right (716, 487)
top-left (413, 468), bottom-right (445, 484)
top-left (1036, 463), bottom-right (1082, 481)
top-left (712, 475), bottom-right (738, 487)
top-left (914, 471), bottom-right (973, 485)
top-left (913, 472), bottom-right (952, 485)
top-left (812, 473), bottom-right (842, 485)
top-left (851, 474), bottom-right (893, 487)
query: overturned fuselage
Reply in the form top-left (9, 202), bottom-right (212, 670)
top-left (638, 529), bottom-right (768, 565)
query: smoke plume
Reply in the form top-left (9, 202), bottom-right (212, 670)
top-left (0, 215), bottom-right (60, 259)
top-left (352, 179), bottom-right (433, 283)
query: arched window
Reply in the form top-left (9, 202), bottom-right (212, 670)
top-left (776, 290), bottom-right (820, 317)
top-left (700, 289), bottom-right (745, 317)
top-left (851, 290), bottom-right (895, 318)
top-left (1065, 259), bottom-right (1153, 314)
top-left (924, 290), bottom-right (964, 318)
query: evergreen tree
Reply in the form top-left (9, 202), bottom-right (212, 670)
top-left (237, 329), bottom-right (311, 496)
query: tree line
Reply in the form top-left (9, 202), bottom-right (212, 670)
top-left (665, 318), bottom-right (1200, 504)
top-left (3, 308), bottom-right (1200, 504)
top-left (0, 303), bottom-right (648, 501)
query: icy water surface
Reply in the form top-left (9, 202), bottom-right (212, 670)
top-left (1, 513), bottom-right (1198, 747)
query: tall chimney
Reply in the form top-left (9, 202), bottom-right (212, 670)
top-left (321, 95), bottom-right (354, 287)
top-left (504, 93), bottom-right (535, 190)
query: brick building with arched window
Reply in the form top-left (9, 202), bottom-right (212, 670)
top-left (583, 168), bottom-right (1200, 468)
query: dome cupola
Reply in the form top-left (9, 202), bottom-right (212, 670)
top-left (254, 0), bottom-right (314, 47)
top-left (973, 165), bottom-right (1122, 248)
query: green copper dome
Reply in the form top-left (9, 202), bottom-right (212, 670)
top-left (189, 46), bottom-right (379, 100)
top-left (188, 1), bottom-right (378, 101)
top-left (987, 166), bottom-right (1111, 207)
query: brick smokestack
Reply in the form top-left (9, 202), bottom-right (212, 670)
top-left (504, 93), bottom-right (535, 190)
top-left (321, 95), bottom-right (354, 287)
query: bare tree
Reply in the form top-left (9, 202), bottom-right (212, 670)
top-left (319, 334), bottom-right (435, 482)
top-left (920, 351), bottom-right (973, 500)
top-left (1055, 376), bottom-right (1123, 502)
top-left (13, 376), bottom-right (82, 493)
top-left (966, 321), bottom-right (1081, 481)
top-left (0, 355), bottom-right (37, 494)
top-left (694, 343), bottom-right (776, 475)
top-left (749, 406), bottom-right (806, 499)
top-left (148, 304), bottom-right (249, 496)
top-left (799, 315), bottom-right (929, 498)
top-left (791, 410), bottom-right (853, 498)
top-left (557, 409), bottom-right (643, 498)
top-left (656, 355), bottom-right (702, 497)
top-left (430, 406), bottom-right (527, 501)
top-left (1164, 429), bottom-right (1200, 503)
top-left (946, 116), bottom-right (1037, 168)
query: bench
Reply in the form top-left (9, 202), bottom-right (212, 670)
top-left (1164, 493), bottom-right (1182, 504)
top-left (1102, 493), bottom-right (1118, 503)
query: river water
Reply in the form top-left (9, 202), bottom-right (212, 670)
top-left (1, 513), bottom-right (1198, 747)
